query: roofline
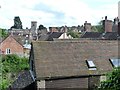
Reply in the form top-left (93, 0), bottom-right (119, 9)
top-left (1, 35), bottom-right (24, 47)
top-left (36, 74), bottom-right (104, 81)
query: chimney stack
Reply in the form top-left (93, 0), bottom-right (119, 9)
top-left (118, 22), bottom-right (120, 36)
top-left (105, 16), bottom-right (107, 20)
top-left (103, 16), bottom-right (112, 32)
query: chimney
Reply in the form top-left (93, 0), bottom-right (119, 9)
top-left (114, 17), bottom-right (119, 25)
top-left (118, 22), bottom-right (120, 36)
top-left (105, 16), bottom-right (107, 20)
top-left (85, 21), bottom-right (87, 23)
top-left (103, 16), bottom-right (112, 32)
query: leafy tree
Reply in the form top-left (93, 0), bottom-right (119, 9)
top-left (38, 24), bottom-right (46, 30)
top-left (0, 28), bottom-right (8, 38)
top-left (0, 54), bottom-right (29, 90)
top-left (11, 16), bottom-right (23, 29)
top-left (92, 20), bottom-right (104, 33)
top-left (67, 31), bottom-right (80, 38)
top-left (98, 67), bottom-right (120, 90)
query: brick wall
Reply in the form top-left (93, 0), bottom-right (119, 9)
top-left (0, 36), bottom-right (24, 56)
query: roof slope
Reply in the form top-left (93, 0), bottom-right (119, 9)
top-left (10, 70), bottom-right (34, 88)
top-left (81, 32), bottom-right (102, 38)
top-left (100, 32), bottom-right (118, 40)
top-left (32, 40), bottom-right (118, 80)
top-left (47, 32), bottom-right (63, 38)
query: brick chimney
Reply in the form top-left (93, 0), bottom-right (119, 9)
top-left (84, 21), bottom-right (91, 32)
top-left (103, 16), bottom-right (112, 32)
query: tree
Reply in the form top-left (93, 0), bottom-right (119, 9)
top-left (11, 16), bottom-right (23, 29)
top-left (92, 20), bottom-right (104, 33)
top-left (0, 54), bottom-right (29, 90)
top-left (0, 28), bottom-right (8, 38)
top-left (38, 24), bottom-right (46, 30)
top-left (67, 31), bottom-right (80, 38)
top-left (98, 67), bottom-right (120, 90)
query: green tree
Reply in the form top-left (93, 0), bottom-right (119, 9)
top-left (0, 54), bottom-right (29, 90)
top-left (0, 28), bottom-right (8, 38)
top-left (98, 67), bottom-right (120, 90)
top-left (67, 32), bottom-right (80, 38)
top-left (38, 24), bottom-right (46, 30)
top-left (11, 16), bottom-right (23, 29)
top-left (92, 20), bottom-right (104, 33)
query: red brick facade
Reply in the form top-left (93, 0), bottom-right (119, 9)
top-left (0, 35), bottom-right (24, 56)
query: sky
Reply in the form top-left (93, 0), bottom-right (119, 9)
top-left (0, 0), bottom-right (119, 29)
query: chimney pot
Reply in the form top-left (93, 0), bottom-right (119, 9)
top-left (105, 16), bottom-right (107, 20)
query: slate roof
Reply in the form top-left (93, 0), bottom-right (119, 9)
top-left (10, 70), bottom-right (35, 89)
top-left (100, 32), bottom-right (118, 40)
top-left (47, 32), bottom-right (63, 38)
top-left (80, 32), bottom-right (102, 38)
top-left (32, 40), bottom-right (118, 80)
top-left (38, 34), bottom-right (57, 41)
top-left (81, 32), bottom-right (118, 40)
top-left (38, 34), bottom-right (50, 41)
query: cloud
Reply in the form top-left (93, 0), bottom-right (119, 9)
top-left (0, 0), bottom-right (118, 29)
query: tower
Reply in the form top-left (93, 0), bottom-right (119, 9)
top-left (31, 21), bottom-right (37, 31)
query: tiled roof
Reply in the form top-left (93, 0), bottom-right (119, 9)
top-left (47, 32), bottom-right (63, 38)
top-left (32, 40), bottom-right (118, 80)
top-left (10, 70), bottom-right (35, 89)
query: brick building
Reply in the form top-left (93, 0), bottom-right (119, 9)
top-left (29, 40), bottom-right (118, 89)
top-left (0, 35), bottom-right (24, 56)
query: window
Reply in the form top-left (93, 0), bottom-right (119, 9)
top-left (86, 60), bottom-right (96, 70)
top-left (6, 48), bottom-right (11, 54)
top-left (109, 58), bottom-right (120, 67)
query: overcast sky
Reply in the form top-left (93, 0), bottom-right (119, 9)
top-left (0, 0), bottom-right (118, 29)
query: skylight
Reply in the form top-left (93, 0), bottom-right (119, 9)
top-left (109, 58), bottom-right (120, 67)
top-left (86, 60), bottom-right (96, 70)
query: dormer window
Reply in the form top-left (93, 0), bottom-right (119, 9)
top-left (109, 58), bottom-right (120, 67)
top-left (86, 60), bottom-right (96, 70)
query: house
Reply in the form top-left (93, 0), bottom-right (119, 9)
top-left (80, 32), bottom-right (118, 40)
top-left (47, 32), bottom-right (73, 41)
top-left (0, 35), bottom-right (31, 57)
top-left (28, 40), bottom-right (118, 89)
top-left (0, 35), bottom-right (24, 56)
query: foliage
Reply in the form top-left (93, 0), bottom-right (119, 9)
top-left (38, 24), bottom-right (46, 30)
top-left (98, 67), bottom-right (120, 90)
top-left (0, 54), bottom-right (29, 90)
top-left (67, 31), bottom-right (80, 38)
top-left (96, 25), bottom-right (104, 33)
top-left (11, 16), bottom-right (23, 29)
top-left (0, 28), bottom-right (8, 38)
top-left (92, 20), bottom-right (104, 33)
